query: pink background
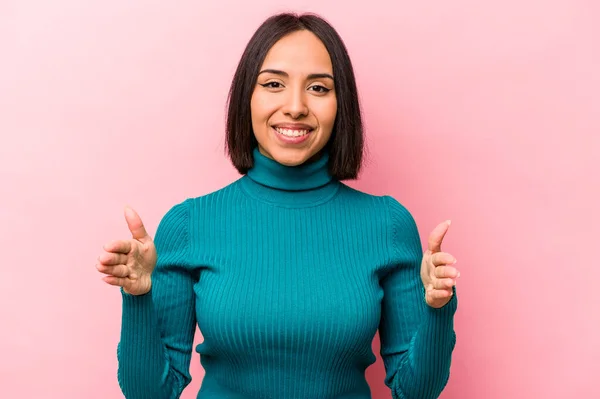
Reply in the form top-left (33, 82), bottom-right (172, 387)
top-left (1, 1), bottom-right (598, 398)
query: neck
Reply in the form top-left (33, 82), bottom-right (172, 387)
top-left (239, 147), bottom-right (340, 207)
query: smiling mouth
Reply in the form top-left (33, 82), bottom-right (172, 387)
top-left (273, 127), bottom-right (313, 137)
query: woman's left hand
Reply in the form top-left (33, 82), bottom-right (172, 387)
top-left (421, 220), bottom-right (460, 308)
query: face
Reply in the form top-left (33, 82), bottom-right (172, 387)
top-left (250, 30), bottom-right (337, 166)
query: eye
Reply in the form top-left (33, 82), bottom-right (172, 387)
top-left (308, 85), bottom-right (331, 93)
top-left (260, 82), bottom-right (283, 89)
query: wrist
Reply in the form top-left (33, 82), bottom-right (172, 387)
top-left (122, 278), bottom-right (152, 296)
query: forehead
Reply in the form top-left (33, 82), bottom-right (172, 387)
top-left (261, 30), bottom-right (333, 73)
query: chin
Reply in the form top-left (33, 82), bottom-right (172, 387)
top-left (271, 150), bottom-right (310, 166)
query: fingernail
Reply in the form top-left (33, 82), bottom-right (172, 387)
top-left (447, 220), bottom-right (452, 226)
top-left (457, 272), bottom-right (461, 278)
top-left (452, 259), bottom-right (457, 264)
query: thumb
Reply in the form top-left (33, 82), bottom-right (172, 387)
top-left (427, 220), bottom-right (451, 253)
top-left (124, 205), bottom-right (149, 240)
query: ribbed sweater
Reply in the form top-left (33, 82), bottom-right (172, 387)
top-left (117, 147), bottom-right (457, 399)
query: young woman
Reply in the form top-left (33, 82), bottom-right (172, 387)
top-left (96, 12), bottom-right (460, 399)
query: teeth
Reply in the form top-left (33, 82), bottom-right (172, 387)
top-left (275, 127), bottom-right (309, 137)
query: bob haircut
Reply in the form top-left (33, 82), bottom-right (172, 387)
top-left (225, 12), bottom-right (364, 180)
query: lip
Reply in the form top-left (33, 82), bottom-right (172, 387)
top-left (271, 126), bottom-right (312, 145)
top-left (271, 123), bottom-right (315, 131)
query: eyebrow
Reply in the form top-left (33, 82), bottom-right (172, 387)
top-left (258, 69), bottom-right (334, 81)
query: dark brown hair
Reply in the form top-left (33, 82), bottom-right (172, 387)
top-left (225, 12), bottom-right (364, 180)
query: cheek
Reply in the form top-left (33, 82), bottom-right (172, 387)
top-left (251, 92), bottom-right (278, 123)
top-left (319, 99), bottom-right (337, 130)
top-left (249, 94), bottom-right (261, 123)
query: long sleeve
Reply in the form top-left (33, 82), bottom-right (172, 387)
top-left (379, 196), bottom-right (457, 399)
top-left (116, 199), bottom-right (197, 399)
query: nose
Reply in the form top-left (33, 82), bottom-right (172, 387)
top-left (282, 87), bottom-right (308, 119)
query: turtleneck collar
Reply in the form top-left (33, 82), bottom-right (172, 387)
top-left (248, 147), bottom-right (333, 190)
top-left (238, 147), bottom-right (340, 207)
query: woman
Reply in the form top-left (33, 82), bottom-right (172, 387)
top-left (96, 12), bottom-right (460, 399)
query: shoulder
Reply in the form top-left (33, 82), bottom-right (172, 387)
top-left (342, 185), bottom-right (420, 235)
top-left (153, 199), bottom-right (191, 252)
top-left (184, 178), bottom-right (241, 209)
top-left (336, 186), bottom-right (423, 267)
top-left (336, 182), bottom-right (389, 208)
top-left (337, 183), bottom-right (415, 220)
top-left (154, 179), bottom-right (241, 249)
top-left (383, 195), bottom-right (418, 228)
top-left (157, 178), bottom-right (240, 229)
top-left (383, 195), bottom-right (422, 258)
top-left (335, 184), bottom-right (420, 238)
top-left (158, 199), bottom-right (190, 229)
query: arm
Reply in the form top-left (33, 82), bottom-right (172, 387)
top-left (117, 199), bottom-right (197, 399)
top-left (379, 196), bottom-right (457, 399)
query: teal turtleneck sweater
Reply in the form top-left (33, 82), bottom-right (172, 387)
top-left (117, 147), bottom-right (457, 399)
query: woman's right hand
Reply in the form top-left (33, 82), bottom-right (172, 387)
top-left (96, 206), bottom-right (157, 296)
